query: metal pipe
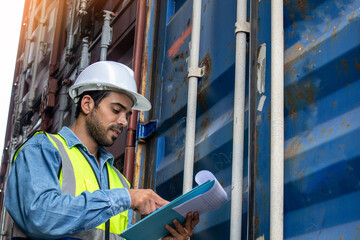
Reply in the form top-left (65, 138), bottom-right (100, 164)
top-left (230, 0), bottom-right (249, 238)
top-left (99, 10), bottom-right (113, 61)
top-left (28, 0), bottom-right (48, 111)
top-left (270, 0), bottom-right (284, 239)
top-left (124, 0), bottom-right (147, 185)
top-left (183, 0), bottom-right (203, 194)
top-left (66, 0), bottom-right (77, 57)
top-left (15, 0), bottom-right (38, 122)
top-left (57, 84), bottom-right (68, 131)
top-left (79, 37), bottom-right (90, 72)
top-left (88, 0), bottom-right (133, 52)
top-left (79, 0), bottom-right (88, 16)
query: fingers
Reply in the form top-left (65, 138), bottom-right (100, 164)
top-left (184, 212), bottom-right (192, 232)
top-left (191, 211), bottom-right (200, 229)
top-left (127, 189), bottom-right (168, 215)
top-left (163, 212), bottom-right (200, 240)
top-left (173, 219), bottom-right (189, 236)
top-left (165, 223), bottom-right (182, 239)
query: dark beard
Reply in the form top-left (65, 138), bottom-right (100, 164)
top-left (85, 109), bottom-right (122, 147)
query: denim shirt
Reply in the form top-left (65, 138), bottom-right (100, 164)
top-left (5, 127), bottom-right (133, 239)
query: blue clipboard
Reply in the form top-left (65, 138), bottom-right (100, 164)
top-left (120, 180), bottom-right (215, 240)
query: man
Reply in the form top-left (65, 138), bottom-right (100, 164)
top-left (5, 61), bottom-right (199, 239)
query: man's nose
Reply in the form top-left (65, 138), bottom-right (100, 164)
top-left (117, 112), bottom-right (128, 126)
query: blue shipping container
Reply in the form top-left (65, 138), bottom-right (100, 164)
top-left (142, 0), bottom-right (360, 239)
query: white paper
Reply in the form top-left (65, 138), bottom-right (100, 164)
top-left (172, 170), bottom-right (228, 217)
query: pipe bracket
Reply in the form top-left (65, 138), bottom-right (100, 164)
top-left (188, 66), bottom-right (205, 78)
top-left (235, 21), bottom-right (250, 34)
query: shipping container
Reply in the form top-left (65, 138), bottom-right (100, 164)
top-left (0, 0), bottom-right (359, 239)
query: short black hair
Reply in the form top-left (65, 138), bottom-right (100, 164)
top-left (74, 90), bottom-right (111, 118)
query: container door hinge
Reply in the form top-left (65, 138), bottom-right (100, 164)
top-left (137, 120), bottom-right (158, 140)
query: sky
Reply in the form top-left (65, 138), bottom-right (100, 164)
top-left (0, 0), bottom-right (26, 154)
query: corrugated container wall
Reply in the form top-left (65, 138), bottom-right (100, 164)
top-left (1, 0), bottom-right (359, 239)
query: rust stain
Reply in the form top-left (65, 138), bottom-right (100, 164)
top-left (321, 127), bottom-right (327, 135)
top-left (347, 11), bottom-right (357, 22)
top-left (341, 59), bottom-right (348, 69)
top-left (198, 52), bottom-right (212, 110)
top-left (285, 81), bottom-right (318, 120)
top-left (285, 42), bottom-right (306, 67)
top-left (290, 68), bottom-right (296, 76)
top-left (327, 127), bottom-right (334, 137)
top-left (296, 0), bottom-right (308, 11)
top-left (347, 123), bottom-right (351, 128)
top-left (172, 52), bottom-right (186, 63)
top-left (309, 134), bottom-right (314, 142)
top-left (133, 144), bottom-right (144, 189)
top-left (289, 13), bottom-right (295, 21)
top-left (290, 30), bottom-right (295, 38)
top-left (332, 25), bottom-right (338, 37)
top-left (324, 23), bottom-right (331, 32)
top-left (168, 25), bottom-right (192, 57)
top-left (285, 137), bottom-right (302, 160)
top-left (333, 101), bottom-right (337, 107)
top-left (341, 119), bottom-right (346, 127)
top-left (354, 57), bottom-right (360, 72)
top-left (307, 36), bottom-right (314, 42)
top-left (201, 117), bottom-right (210, 129)
top-left (289, 109), bottom-right (298, 120)
top-left (171, 87), bottom-right (178, 104)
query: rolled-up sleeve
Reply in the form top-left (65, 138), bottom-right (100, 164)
top-left (5, 135), bottom-right (131, 239)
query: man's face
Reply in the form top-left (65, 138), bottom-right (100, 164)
top-left (85, 92), bottom-right (133, 147)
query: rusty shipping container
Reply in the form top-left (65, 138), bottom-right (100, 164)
top-left (0, 0), bottom-right (359, 239)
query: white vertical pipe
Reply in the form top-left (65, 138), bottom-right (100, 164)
top-left (270, 0), bottom-right (284, 239)
top-left (183, 0), bottom-right (202, 194)
top-left (29, 0), bottom-right (48, 110)
top-left (230, 0), bottom-right (248, 238)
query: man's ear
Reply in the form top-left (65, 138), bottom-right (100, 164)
top-left (80, 95), bottom-right (94, 115)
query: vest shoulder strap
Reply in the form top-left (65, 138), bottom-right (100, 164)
top-left (46, 133), bottom-right (77, 195)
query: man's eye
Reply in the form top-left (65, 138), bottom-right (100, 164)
top-left (113, 109), bottom-right (120, 114)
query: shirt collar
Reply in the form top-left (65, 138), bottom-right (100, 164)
top-left (58, 126), bottom-right (114, 166)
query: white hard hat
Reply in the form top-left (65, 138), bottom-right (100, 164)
top-left (69, 61), bottom-right (151, 111)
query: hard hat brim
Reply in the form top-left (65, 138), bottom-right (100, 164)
top-left (69, 83), bottom-right (152, 111)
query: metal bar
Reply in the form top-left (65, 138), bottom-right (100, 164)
top-left (99, 10), bottom-right (113, 61)
top-left (124, 0), bottom-right (147, 185)
top-left (28, 0), bottom-right (48, 110)
top-left (65, 0), bottom-right (76, 57)
top-left (270, 0), bottom-right (284, 239)
top-left (230, 0), bottom-right (248, 238)
top-left (88, 0), bottom-right (133, 52)
top-left (15, 0), bottom-right (38, 123)
top-left (183, 0), bottom-right (203, 194)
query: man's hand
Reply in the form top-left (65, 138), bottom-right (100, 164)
top-left (162, 212), bottom-right (200, 240)
top-left (127, 189), bottom-right (169, 215)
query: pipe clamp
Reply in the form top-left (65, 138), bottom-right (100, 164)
top-left (188, 66), bottom-right (205, 78)
top-left (235, 21), bottom-right (250, 34)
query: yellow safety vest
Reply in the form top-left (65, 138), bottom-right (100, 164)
top-left (13, 132), bottom-right (130, 240)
